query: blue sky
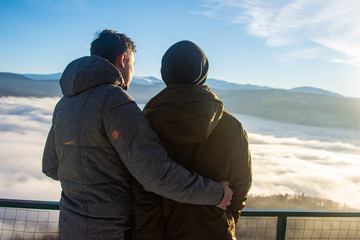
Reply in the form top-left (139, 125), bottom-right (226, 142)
top-left (1, 0), bottom-right (360, 97)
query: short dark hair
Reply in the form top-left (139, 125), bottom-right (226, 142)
top-left (90, 29), bottom-right (136, 65)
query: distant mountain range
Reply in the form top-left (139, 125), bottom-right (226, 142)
top-left (24, 72), bottom-right (63, 80)
top-left (17, 72), bottom-right (344, 97)
top-left (1, 72), bottom-right (359, 129)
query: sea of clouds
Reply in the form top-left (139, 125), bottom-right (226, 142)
top-left (1, 96), bottom-right (359, 209)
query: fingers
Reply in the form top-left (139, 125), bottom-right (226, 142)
top-left (222, 181), bottom-right (233, 206)
top-left (215, 180), bottom-right (233, 210)
top-left (222, 180), bottom-right (230, 187)
top-left (216, 203), bottom-right (226, 211)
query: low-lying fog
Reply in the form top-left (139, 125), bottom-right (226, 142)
top-left (1, 97), bottom-right (359, 209)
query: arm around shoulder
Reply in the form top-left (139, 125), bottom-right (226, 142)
top-left (103, 97), bottom-right (224, 205)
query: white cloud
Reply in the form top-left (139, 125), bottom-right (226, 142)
top-left (1, 97), bottom-right (360, 209)
top-left (0, 97), bottom-right (60, 201)
top-left (0, 96), bottom-right (56, 133)
top-left (248, 132), bottom-right (360, 209)
top-left (0, 173), bottom-right (61, 201)
top-left (234, 113), bottom-right (360, 209)
top-left (196, 0), bottom-right (360, 67)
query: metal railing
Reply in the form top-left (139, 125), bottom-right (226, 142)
top-left (1, 198), bottom-right (360, 239)
top-left (240, 209), bottom-right (360, 239)
top-left (0, 199), bottom-right (59, 240)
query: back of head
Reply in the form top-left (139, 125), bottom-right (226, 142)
top-left (90, 29), bottom-right (136, 65)
top-left (161, 40), bottom-right (209, 86)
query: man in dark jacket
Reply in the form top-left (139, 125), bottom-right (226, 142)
top-left (42, 30), bottom-right (233, 240)
top-left (132, 41), bottom-right (252, 240)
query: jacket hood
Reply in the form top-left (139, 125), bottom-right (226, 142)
top-left (143, 85), bottom-right (223, 144)
top-left (60, 55), bottom-right (126, 96)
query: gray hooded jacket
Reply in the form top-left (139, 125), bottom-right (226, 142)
top-left (42, 56), bottom-right (223, 240)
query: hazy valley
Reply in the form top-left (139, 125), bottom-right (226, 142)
top-left (1, 72), bottom-right (359, 130)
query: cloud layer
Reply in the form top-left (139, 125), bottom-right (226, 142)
top-left (0, 97), bottom-right (61, 201)
top-left (234, 113), bottom-right (360, 209)
top-left (1, 97), bottom-right (360, 209)
top-left (194, 0), bottom-right (360, 67)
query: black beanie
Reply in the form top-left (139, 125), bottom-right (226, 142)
top-left (161, 40), bottom-right (209, 86)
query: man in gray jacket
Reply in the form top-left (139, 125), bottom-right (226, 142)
top-left (42, 30), bottom-right (232, 240)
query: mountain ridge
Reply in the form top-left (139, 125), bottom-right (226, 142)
top-left (19, 72), bottom-right (346, 98)
top-left (1, 72), bottom-right (359, 129)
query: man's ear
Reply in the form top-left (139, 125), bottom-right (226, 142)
top-left (115, 53), bottom-right (127, 69)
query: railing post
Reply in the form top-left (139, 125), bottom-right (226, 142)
top-left (276, 215), bottom-right (287, 240)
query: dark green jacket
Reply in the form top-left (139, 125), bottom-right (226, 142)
top-left (132, 84), bottom-right (252, 240)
